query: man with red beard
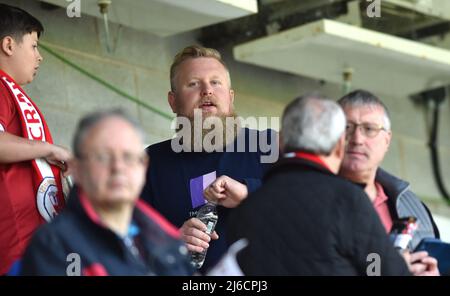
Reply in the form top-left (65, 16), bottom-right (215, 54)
top-left (141, 45), bottom-right (277, 273)
top-left (338, 90), bottom-right (439, 276)
top-left (0, 4), bottom-right (71, 275)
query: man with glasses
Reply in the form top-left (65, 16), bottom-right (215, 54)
top-left (338, 90), bottom-right (439, 276)
top-left (226, 94), bottom-right (410, 275)
top-left (20, 109), bottom-right (193, 275)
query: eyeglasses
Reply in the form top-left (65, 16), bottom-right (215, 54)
top-left (79, 152), bottom-right (147, 167)
top-left (346, 122), bottom-right (387, 138)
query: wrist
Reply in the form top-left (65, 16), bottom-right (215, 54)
top-left (238, 182), bottom-right (248, 200)
top-left (41, 141), bottom-right (53, 158)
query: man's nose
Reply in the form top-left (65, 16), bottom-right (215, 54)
top-left (201, 83), bottom-right (213, 97)
top-left (348, 126), bottom-right (364, 144)
top-left (109, 155), bottom-right (127, 171)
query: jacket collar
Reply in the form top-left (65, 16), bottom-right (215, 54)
top-left (265, 153), bottom-right (335, 181)
top-left (66, 186), bottom-right (139, 235)
top-left (284, 151), bottom-right (332, 172)
top-left (375, 168), bottom-right (410, 203)
top-left (67, 186), bottom-right (180, 239)
top-left (77, 188), bottom-right (104, 227)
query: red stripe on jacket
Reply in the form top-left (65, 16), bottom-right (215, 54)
top-left (82, 263), bottom-right (108, 276)
top-left (136, 199), bottom-right (180, 239)
top-left (79, 188), bottom-right (180, 239)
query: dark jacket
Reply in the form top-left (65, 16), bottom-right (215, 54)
top-left (20, 187), bottom-right (193, 276)
top-left (227, 156), bottom-right (411, 276)
top-left (376, 168), bottom-right (440, 250)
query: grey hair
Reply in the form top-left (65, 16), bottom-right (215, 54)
top-left (338, 89), bottom-right (391, 131)
top-left (72, 108), bottom-right (145, 158)
top-left (282, 94), bottom-right (346, 155)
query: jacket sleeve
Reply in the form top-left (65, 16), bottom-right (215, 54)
top-left (242, 178), bottom-right (262, 193)
top-left (339, 187), bottom-right (411, 276)
top-left (20, 227), bottom-right (71, 276)
top-left (422, 201), bottom-right (440, 239)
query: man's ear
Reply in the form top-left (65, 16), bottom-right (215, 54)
top-left (142, 154), bottom-right (150, 172)
top-left (1, 36), bottom-right (15, 56)
top-left (335, 134), bottom-right (346, 160)
top-left (385, 130), bottom-right (392, 148)
top-left (168, 91), bottom-right (177, 114)
top-left (279, 131), bottom-right (284, 154)
top-left (68, 158), bottom-right (79, 184)
top-left (229, 89), bottom-right (235, 104)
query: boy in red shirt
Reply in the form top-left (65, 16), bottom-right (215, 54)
top-left (0, 3), bottom-right (71, 274)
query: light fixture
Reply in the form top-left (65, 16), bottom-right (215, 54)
top-left (342, 67), bottom-right (354, 95)
top-left (98, 0), bottom-right (112, 53)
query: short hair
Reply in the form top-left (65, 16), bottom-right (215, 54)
top-left (282, 94), bottom-right (346, 155)
top-left (169, 45), bottom-right (231, 91)
top-left (72, 109), bottom-right (145, 158)
top-left (0, 4), bottom-right (44, 42)
top-left (338, 89), bottom-right (391, 131)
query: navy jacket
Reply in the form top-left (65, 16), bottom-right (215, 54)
top-left (141, 128), bottom-right (277, 272)
top-left (21, 187), bottom-right (193, 276)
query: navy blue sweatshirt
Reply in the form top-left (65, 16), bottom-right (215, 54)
top-left (141, 128), bottom-right (278, 272)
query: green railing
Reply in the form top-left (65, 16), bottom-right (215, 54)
top-left (40, 43), bottom-right (174, 121)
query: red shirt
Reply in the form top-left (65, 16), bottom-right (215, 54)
top-left (372, 182), bottom-right (393, 233)
top-left (0, 80), bottom-right (44, 275)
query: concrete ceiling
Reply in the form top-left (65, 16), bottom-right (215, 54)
top-left (234, 19), bottom-right (450, 97)
top-left (40, 0), bottom-right (258, 36)
top-left (40, 0), bottom-right (450, 96)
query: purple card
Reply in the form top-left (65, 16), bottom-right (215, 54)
top-left (189, 171), bottom-right (217, 209)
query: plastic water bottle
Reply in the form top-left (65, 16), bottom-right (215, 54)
top-left (390, 216), bottom-right (418, 251)
top-left (191, 201), bottom-right (218, 269)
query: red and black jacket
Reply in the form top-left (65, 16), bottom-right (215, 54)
top-left (20, 186), bottom-right (194, 276)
